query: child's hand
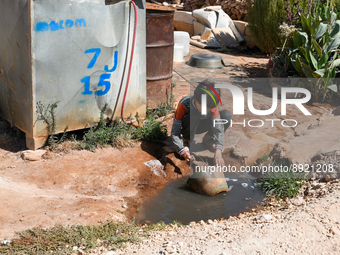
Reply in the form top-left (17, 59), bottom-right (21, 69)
top-left (214, 150), bottom-right (225, 167)
top-left (182, 147), bottom-right (191, 165)
top-left (182, 152), bottom-right (191, 164)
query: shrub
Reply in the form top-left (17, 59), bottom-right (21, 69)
top-left (247, 0), bottom-right (309, 53)
top-left (247, 0), bottom-right (288, 53)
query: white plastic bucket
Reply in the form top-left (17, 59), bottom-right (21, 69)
top-left (174, 31), bottom-right (190, 56)
top-left (173, 43), bottom-right (185, 62)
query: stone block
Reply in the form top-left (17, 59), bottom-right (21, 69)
top-left (191, 35), bottom-right (201, 41)
top-left (206, 36), bottom-right (222, 48)
top-left (229, 21), bottom-right (245, 43)
top-left (174, 11), bottom-right (196, 25)
top-left (215, 9), bottom-right (232, 28)
top-left (21, 150), bottom-right (47, 161)
top-left (201, 30), bottom-right (213, 41)
top-left (212, 27), bottom-right (239, 47)
top-left (174, 21), bottom-right (195, 35)
top-left (193, 9), bottom-right (217, 29)
top-left (193, 20), bottom-right (210, 35)
top-left (232, 20), bottom-right (247, 35)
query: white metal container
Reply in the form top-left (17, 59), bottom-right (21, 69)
top-left (0, 0), bottom-right (146, 150)
top-left (174, 31), bottom-right (190, 56)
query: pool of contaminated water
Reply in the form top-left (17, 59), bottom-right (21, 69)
top-left (133, 173), bottom-right (265, 224)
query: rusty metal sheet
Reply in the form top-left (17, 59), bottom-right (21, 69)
top-left (0, 0), bottom-right (32, 134)
top-left (0, 0), bottom-right (146, 149)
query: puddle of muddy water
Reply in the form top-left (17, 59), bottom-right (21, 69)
top-left (133, 173), bottom-right (264, 225)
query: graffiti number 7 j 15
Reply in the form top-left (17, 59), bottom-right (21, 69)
top-left (82, 48), bottom-right (118, 96)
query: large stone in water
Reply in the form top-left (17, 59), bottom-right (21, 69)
top-left (187, 162), bottom-right (228, 196)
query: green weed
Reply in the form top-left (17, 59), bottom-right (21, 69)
top-left (171, 220), bottom-right (184, 228)
top-left (131, 116), bottom-right (168, 143)
top-left (73, 105), bottom-right (167, 151)
top-left (257, 153), bottom-right (270, 164)
top-left (0, 221), bottom-right (161, 255)
top-left (146, 81), bottom-right (176, 118)
top-left (144, 221), bottom-right (167, 231)
top-left (146, 101), bottom-right (175, 118)
top-left (0, 221), bottom-right (177, 255)
top-left (256, 160), bottom-right (310, 199)
top-left (36, 101), bottom-right (68, 149)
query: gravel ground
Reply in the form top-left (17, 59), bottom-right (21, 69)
top-left (104, 179), bottom-right (340, 255)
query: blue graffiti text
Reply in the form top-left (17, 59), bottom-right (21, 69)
top-left (36, 18), bottom-right (86, 32)
top-left (81, 48), bottom-right (119, 97)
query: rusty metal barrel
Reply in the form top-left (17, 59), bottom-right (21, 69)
top-left (146, 10), bottom-right (174, 109)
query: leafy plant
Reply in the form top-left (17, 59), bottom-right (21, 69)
top-left (282, 0), bottom-right (305, 27)
top-left (283, 0), bottom-right (340, 101)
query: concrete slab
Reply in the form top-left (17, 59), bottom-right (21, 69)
top-left (233, 20), bottom-right (247, 35)
top-left (174, 11), bottom-right (196, 24)
top-left (192, 9), bottom-right (217, 29)
top-left (193, 20), bottom-right (210, 35)
top-left (212, 27), bottom-right (239, 47)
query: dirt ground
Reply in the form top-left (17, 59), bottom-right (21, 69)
top-left (0, 46), bottom-right (269, 239)
top-left (2, 44), bottom-right (340, 255)
top-left (0, 122), bottom-right (190, 239)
